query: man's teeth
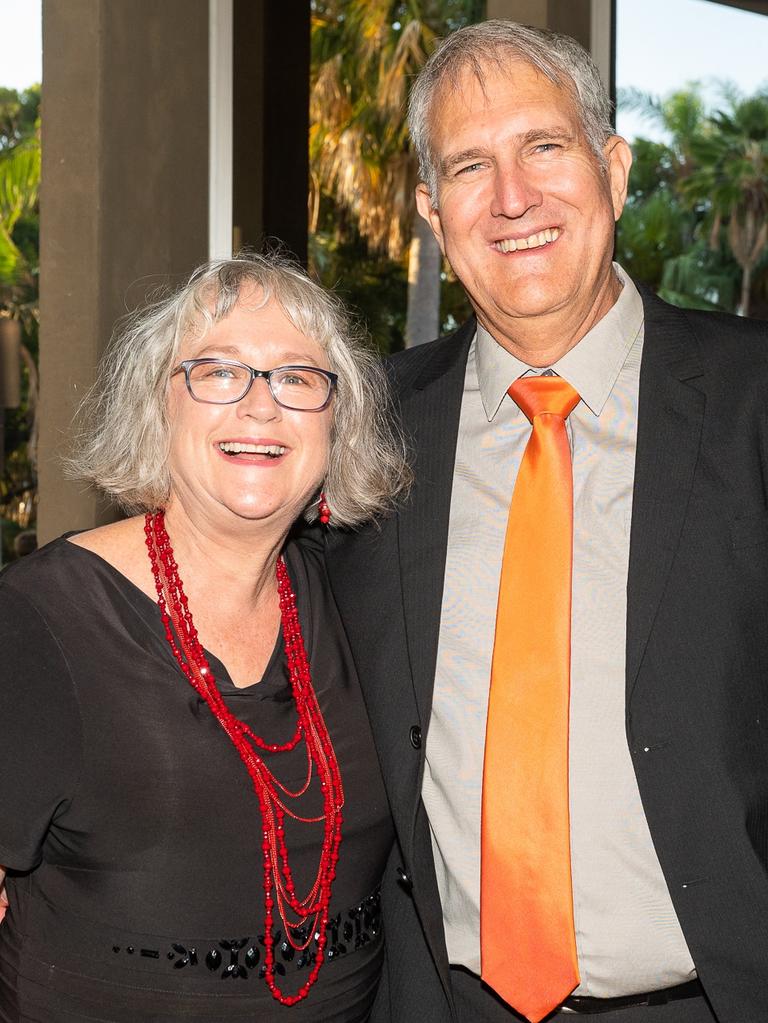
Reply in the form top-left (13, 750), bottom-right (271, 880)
top-left (218, 442), bottom-right (286, 456)
top-left (496, 227), bottom-right (560, 253)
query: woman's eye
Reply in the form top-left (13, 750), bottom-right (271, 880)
top-left (282, 373), bottom-right (308, 386)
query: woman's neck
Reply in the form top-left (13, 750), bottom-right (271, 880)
top-left (162, 501), bottom-right (286, 617)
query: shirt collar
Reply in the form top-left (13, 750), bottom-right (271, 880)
top-left (475, 264), bottom-right (644, 421)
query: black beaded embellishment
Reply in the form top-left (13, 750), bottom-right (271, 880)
top-left (111, 890), bottom-right (381, 981)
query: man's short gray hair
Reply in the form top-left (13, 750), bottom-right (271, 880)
top-left (408, 20), bottom-right (614, 204)
top-left (68, 253), bottom-right (411, 528)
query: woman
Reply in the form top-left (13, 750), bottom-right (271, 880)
top-left (0, 254), bottom-right (410, 1022)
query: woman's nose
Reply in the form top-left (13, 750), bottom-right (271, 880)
top-left (236, 374), bottom-right (281, 420)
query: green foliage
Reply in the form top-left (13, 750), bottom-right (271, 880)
top-left (309, 198), bottom-right (469, 352)
top-left (616, 82), bottom-right (768, 318)
top-left (0, 87), bottom-right (40, 560)
top-left (0, 85), bottom-right (40, 152)
top-left (658, 244), bottom-right (739, 311)
top-left (617, 187), bottom-right (691, 289)
top-left (309, 0), bottom-right (477, 352)
top-left (0, 138), bottom-right (41, 282)
top-left (310, 219), bottom-right (409, 353)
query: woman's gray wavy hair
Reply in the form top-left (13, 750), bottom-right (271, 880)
top-left (408, 19), bottom-right (614, 205)
top-left (68, 253), bottom-right (411, 528)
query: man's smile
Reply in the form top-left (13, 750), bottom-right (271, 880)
top-left (493, 227), bottom-right (561, 253)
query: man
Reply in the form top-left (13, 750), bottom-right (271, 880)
top-left (327, 20), bottom-right (768, 1023)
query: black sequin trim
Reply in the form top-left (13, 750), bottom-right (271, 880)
top-left (110, 890), bottom-right (381, 980)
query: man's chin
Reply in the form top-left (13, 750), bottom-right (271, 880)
top-left (486, 288), bottom-right (573, 325)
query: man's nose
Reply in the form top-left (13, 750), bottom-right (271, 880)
top-left (237, 374), bottom-right (281, 421)
top-left (490, 163), bottom-right (543, 219)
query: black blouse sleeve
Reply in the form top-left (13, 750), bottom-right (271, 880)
top-left (0, 577), bottom-right (83, 871)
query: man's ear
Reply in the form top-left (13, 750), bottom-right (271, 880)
top-left (415, 182), bottom-right (446, 256)
top-left (603, 136), bottom-right (633, 221)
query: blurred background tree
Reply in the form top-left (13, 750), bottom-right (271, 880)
top-left (309, 0), bottom-right (482, 352)
top-left (0, 84), bottom-right (40, 561)
top-left (616, 83), bottom-right (768, 319)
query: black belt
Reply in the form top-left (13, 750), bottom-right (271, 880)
top-left (562, 978), bottom-right (704, 1014)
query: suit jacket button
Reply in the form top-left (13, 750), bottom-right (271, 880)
top-left (409, 725), bottom-right (422, 749)
top-left (396, 866), bottom-right (414, 892)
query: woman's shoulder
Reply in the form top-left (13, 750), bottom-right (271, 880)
top-left (0, 534), bottom-right (78, 600)
top-left (67, 516), bottom-right (155, 595)
top-left (0, 517), bottom-right (150, 618)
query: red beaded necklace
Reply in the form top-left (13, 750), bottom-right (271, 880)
top-left (144, 511), bottom-right (344, 1006)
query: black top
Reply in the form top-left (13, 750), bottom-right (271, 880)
top-left (0, 536), bottom-right (393, 1022)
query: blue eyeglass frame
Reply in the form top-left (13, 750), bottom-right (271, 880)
top-left (172, 358), bottom-right (338, 411)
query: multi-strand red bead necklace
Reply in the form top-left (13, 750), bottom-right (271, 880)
top-left (144, 511), bottom-right (344, 1006)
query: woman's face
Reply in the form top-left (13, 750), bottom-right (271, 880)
top-left (166, 287), bottom-right (333, 534)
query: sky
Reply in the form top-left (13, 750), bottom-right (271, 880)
top-left (0, 0), bottom-right (41, 90)
top-left (615, 0), bottom-right (768, 141)
top-left (1, 0), bottom-right (768, 140)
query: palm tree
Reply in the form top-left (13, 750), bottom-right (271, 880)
top-left (681, 91), bottom-right (768, 317)
top-left (619, 84), bottom-right (768, 317)
top-left (310, 1), bottom-right (480, 346)
top-left (0, 114), bottom-right (40, 535)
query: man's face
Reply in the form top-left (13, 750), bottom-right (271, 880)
top-left (415, 61), bottom-right (632, 351)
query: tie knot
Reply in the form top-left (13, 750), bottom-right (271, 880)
top-left (508, 375), bottom-right (580, 423)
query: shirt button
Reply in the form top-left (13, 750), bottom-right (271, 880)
top-left (409, 725), bottom-right (422, 749)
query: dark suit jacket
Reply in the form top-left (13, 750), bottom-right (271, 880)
top-left (326, 287), bottom-right (768, 1023)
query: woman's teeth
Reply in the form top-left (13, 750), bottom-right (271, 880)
top-left (496, 227), bottom-right (560, 253)
top-left (218, 442), bottom-right (286, 457)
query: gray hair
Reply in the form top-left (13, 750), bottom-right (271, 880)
top-left (67, 253), bottom-right (411, 528)
top-left (408, 20), bottom-right (614, 203)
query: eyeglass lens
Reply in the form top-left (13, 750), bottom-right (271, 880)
top-left (187, 362), bottom-right (331, 409)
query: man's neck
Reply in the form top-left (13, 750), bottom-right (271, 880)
top-left (476, 270), bottom-right (623, 367)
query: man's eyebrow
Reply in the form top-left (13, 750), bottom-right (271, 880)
top-left (439, 128), bottom-right (577, 176)
top-left (517, 127), bottom-right (576, 146)
top-left (440, 148), bottom-right (487, 175)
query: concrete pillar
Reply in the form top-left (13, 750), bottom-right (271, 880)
top-left (39, 0), bottom-right (209, 541)
top-left (38, 1), bottom-right (311, 543)
top-left (485, 0), bottom-right (615, 104)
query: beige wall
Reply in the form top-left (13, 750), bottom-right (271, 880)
top-left (38, 0), bottom-right (209, 541)
top-left (486, 0), bottom-right (592, 48)
top-left (482, 0), bottom-right (613, 107)
top-left (37, 0), bottom-right (311, 542)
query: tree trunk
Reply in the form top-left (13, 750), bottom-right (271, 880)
top-left (738, 262), bottom-right (752, 317)
top-left (405, 211), bottom-right (441, 347)
top-left (20, 342), bottom-right (39, 471)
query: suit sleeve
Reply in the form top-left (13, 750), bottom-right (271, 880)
top-left (0, 578), bottom-right (83, 871)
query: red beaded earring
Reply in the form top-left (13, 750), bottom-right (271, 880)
top-left (318, 492), bottom-right (331, 525)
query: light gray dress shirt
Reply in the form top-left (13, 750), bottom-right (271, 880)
top-left (422, 266), bottom-right (697, 997)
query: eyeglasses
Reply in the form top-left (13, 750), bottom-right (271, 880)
top-left (172, 359), bottom-right (338, 411)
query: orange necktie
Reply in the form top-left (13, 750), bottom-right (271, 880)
top-left (480, 375), bottom-right (581, 1023)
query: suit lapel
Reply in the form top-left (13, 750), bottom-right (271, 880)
top-left (626, 290), bottom-right (706, 697)
top-left (324, 320), bottom-right (473, 857)
top-left (326, 324), bottom-right (473, 1007)
top-left (397, 320), bottom-right (475, 725)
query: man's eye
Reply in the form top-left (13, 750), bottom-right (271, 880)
top-left (535, 143), bottom-right (560, 154)
top-left (456, 162), bottom-right (483, 175)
